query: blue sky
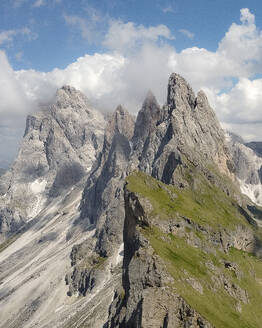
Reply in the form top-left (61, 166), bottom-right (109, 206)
top-left (1, 0), bottom-right (262, 71)
top-left (1, 0), bottom-right (262, 167)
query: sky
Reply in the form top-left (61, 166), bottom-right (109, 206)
top-left (1, 0), bottom-right (262, 168)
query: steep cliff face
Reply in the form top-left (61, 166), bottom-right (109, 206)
top-left (227, 133), bottom-right (262, 206)
top-left (0, 86), bottom-right (105, 241)
top-left (132, 74), bottom-right (235, 190)
top-left (106, 171), bottom-right (262, 328)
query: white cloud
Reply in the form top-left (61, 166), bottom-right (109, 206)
top-left (215, 78), bottom-right (262, 124)
top-left (240, 8), bottom-right (255, 25)
top-left (218, 8), bottom-right (262, 76)
top-left (15, 53), bottom-right (126, 106)
top-left (0, 51), bottom-right (31, 114)
top-left (0, 51), bottom-right (32, 167)
top-left (0, 27), bottom-right (37, 45)
top-left (179, 29), bottom-right (195, 39)
top-left (103, 20), bottom-right (174, 53)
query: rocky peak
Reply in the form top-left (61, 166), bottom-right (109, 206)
top-left (0, 86), bottom-right (106, 240)
top-left (105, 105), bottom-right (135, 146)
top-left (195, 90), bottom-right (209, 109)
top-left (167, 73), bottom-right (195, 112)
top-left (134, 73), bottom-right (235, 185)
top-left (54, 85), bottom-right (90, 110)
top-left (133, 91), bottom-right (161, 145)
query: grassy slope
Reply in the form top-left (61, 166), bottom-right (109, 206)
top-left (126, 171), bottom-right (262, 328)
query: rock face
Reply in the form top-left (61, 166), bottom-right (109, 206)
top-left (106, 186), bottom-right (214, 328)
top-left (0, 86), bottom-right (106, 241)
top-left (132, 74), bottom-right (234, 187)
top-left (66, 105), bottom-right (135, 297)
top-left (227, 133), bottom-right (262, 205)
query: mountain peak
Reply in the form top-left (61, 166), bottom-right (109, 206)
top-left (167, 73), bottom-right (195, 111)
top-left (141, 90), bottom-right (159, 109)
top-left (60, 85), bottom-right (77, 93)
top-left (115, 104), bottom-right (129, 116)
top-left (55, 85), bottom-right (89, 110)
top-left (105, 105), bottom-right (135, 143)
top-left (133, 91), bottom-right (161, 145)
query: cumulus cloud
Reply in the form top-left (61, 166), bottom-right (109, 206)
top-left (1, 8), bottom-right (262, 166)
top-left (104, 20), bottom-right (174, 53)
top-left (215, 78), bottom-right (262, 124)
top-left (218, 8), bottom-right (262, 76)
top-left (0, 51), bottom-right (31, 114)
top-left (0, 51), bottom-right (32, 167)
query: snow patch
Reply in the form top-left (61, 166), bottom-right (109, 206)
top-left (116, 243), bottom-right (124, 265)
top-left (30, 178), bottom-right (47, 194)
top-left (27, 178), bottom-right (47, 218)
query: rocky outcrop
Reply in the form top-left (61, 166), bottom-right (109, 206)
top-left (105, 187), bottom-right (213, 328)
top-left (0, 86), bottom-right (106, 241)
top-left (227, 132), bottom-right (262, 205)
top-left (105, 169), bottom-right (262, 327)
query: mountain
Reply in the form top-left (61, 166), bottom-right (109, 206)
top-left (227, 132), bottom-right (262, 205)
top-left (0, 85), bottom-right (105, 242)
top-left (0, 74), bottom-right (262, 328)
top-left (245, 141), bottom-right (262, 157)
top-left (104, 75), bottom-right (262, 328)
